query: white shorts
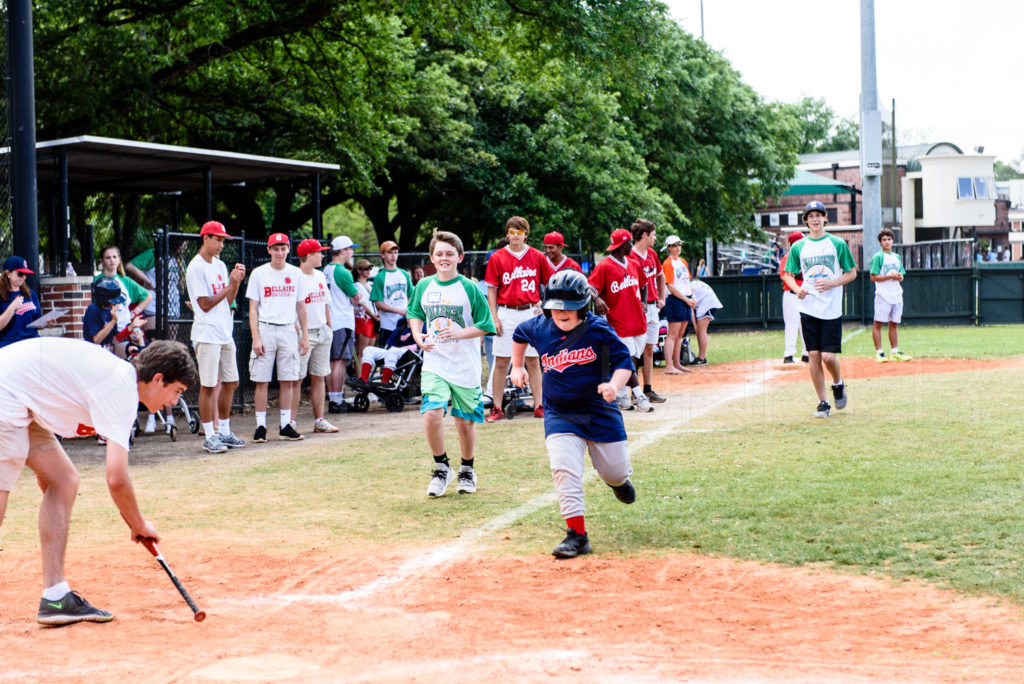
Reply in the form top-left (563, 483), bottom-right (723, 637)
top-left (493, 306), bottom-right (540, 358)
top-left (250, 322), bottom-right (300, 382)
top-left (621, 334), bottom-right (646, 359)
top-left (194, 341), bottom-right (239, 388)
top-left (300, 326), bottom-right (333, 378)
top-left (546, 433), bottom-right (632, 520)
top-left (0, 419), bottom-right (61, 492)
top-left (644, 303), bottom-right (660, 345)
top-left (873, 295), bottom-right (903, 324)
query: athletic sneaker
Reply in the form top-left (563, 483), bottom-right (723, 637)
top-left (783, 356), bottom-right (794, 364)
top-left (314, 418), bottom-right (339, 433)
top-left (813, 400), bottom-right (831, 418)
top-left (96, 435), bottom-right (107, 446)
top-left (832, 382), bottom-right (847, 410)
top-left (692, 358), bottom-right (708, 366)
top-left (635, 392), bottom-right (654, 413)
top-left (875, 350), bottom-right (887, 363)
top-left (202, 434), bottom-right (228, 454)
top-left (37, 591), bottom-right (113, 626)
top-left (456, 466), bottom-right (478, 494)
top-left (645, 389), bottom-right (667, 403)
top-left (427, 462), bottom-right (456, 497)
top-left (252, 425), bottom-right (267, 443)
top-left (552, 529), bottom-right (592, 559)
top-left (610, 479), bottom-right (636, 504)
top-left (279, 424), bottom-right (304, 441)
top-left (218, 433), bottom-right (247, 448)
top-left (891, 351), bottom-right (912, 362)
top-left (533, 405), bottom-right (545, 419)
top-left (485, 407), bottom-right (504, 422)
top-left (800, 355), bottom-right (810, 363)
top-left (328, 401), bottom-right (344, 414)
top-left (616, 393), bottom-right (634, 411)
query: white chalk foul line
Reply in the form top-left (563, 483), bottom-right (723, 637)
top-left (254, 367), bottom-right (781, 608)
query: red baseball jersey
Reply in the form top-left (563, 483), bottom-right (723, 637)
top-left (628, 247), bottom-right (660, 303)
top-left (781, 250), bottom-right (803, 292)
top-left (542, 255), bottom-right (582, 284)
top-left (485, 245), bottom-right (545, 306)
top-left (588, 255), bottom-right (646, 337)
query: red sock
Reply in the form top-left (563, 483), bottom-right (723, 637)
top-left (381, 367), bottom-right (394, 384)
top-left (566, 516), bottom-right (586, 535)
top-left (360, 363), bottom-right (372, 382)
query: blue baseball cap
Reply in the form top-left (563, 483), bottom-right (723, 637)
top-left (801, 201), bottom-right (827, 223)
top-left (3, 256), bottom-right (34, 274)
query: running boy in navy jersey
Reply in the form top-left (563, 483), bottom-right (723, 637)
top-left (511, 269), bottom-right (636, 558)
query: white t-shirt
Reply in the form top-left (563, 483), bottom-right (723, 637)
top-left (407, 274), bottom-right (496, 388)
top-left (246, 262), bottom-right (303, 324)
top-left (870, 250), bottom-right (905, 305)
top-left (370, 268), bottom-right (412, 330)
top-left (354, 281), bottom-right (375, 320)
top-left (324, 262), bottom-right (356, 331)
top-left (186, 254), bottom-right (235, 344)
top-left (299, 269), bottom-right (330, 330)
top-left (0, 338), bottom-right (139, 449)
top-left (786, 234), bottom-right (856, 320)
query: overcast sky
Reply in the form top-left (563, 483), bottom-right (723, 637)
top-left (662, 0), bottom-right (1023, 164)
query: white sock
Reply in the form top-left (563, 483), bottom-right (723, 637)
top-left (280, 410), bottom-right (292, 429)
top-left (891, 347), bottom-right (899, 354)
top-left (165, 411), bottom-right (175, 425)
top-left (219, 419), bottom-right (232, 437)
top-left (632, 385), bottom-right (645, 398)
top-left (255, 412), bottom-right (267, 428)
top-left (202, 422), bottom-right (215, 437)
top-left (42, 581), bottom-right (70, 601)
top-left (145, 414), bottom-right (156, 430)
top-left (329, 392), bottom-right (342, 402)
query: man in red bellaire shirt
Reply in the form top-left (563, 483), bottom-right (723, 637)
top-left (541, 231), bottom-right (582, 276)
top-left (484, 216), bottom-right (545, 421)
top-left (627, 219), bottom-right (667, 404)
top-left (588, 228), bottom-right (654, 413)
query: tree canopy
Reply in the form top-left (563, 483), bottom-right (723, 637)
top-left (30, 1), bottom-right (803, 254)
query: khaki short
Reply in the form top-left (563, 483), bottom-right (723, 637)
top-left (493, 306), bottom-right (540, 358)
top-left (0, 420), bottom-right (62, 492)
top-left (300, 326), bottom-right (333, 378)
top-left (250, 322), bottom-right (300, 382)
top-left (194, 341), bottom-right (239, 388)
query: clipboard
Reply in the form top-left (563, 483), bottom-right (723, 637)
top-left (27, 308), bottom-right (68, 329)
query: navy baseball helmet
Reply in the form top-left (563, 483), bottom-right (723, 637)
top-left (92, 276), bottom-right (126, 307)
top-left (542, 270), bottom-right (591, 311)
top-left (801, 201), bottom-right (827, 224)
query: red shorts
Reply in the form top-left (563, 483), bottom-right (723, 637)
top-left (355, 317), bottom-right (376, 338)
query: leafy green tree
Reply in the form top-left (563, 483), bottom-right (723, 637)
top-left (994, 159), bottom-right (1024, 180)
top-left (783, 96), bottom-right (859, 154)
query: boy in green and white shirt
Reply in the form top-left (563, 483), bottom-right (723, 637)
top-left (408, 231), bottom-right (496, 498)
top-left (370, 240), bottom-right (413, 345)
top-left (781, 201), bottom-right (857, 418)
top-left (870, 227), bottom-right (910, 362)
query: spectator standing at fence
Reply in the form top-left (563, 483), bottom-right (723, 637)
top-left (353, 258), bottom-right (379, 362)
top-left (290, 238), bottom-right (339, 434)
top-left (628, 219), bottom-right (667, 404)
top-left (0, 256), bottom-right (42, 349)
top-left (484, 216), bottom-right (546, 421)
top-left (541, 232), bottom-right (582, 276)
top-left (589, 228), bottom-right (653, 412)
top-left (324, 236), bottom-right (361, 414)
top-left (185, 221), bottom-right (247, 453)
top-left (660, 235), bottom-right (695, 375)
top-left (781, 230), bottom-right (808, 364)
top-left (96, 245), bottom-right (152, 358)
top-left (781, 201), bottom-right (857, 419)
top-left (408, 230), bottom-right (496, 497)
top-left (696, 258), bottom-right (709, 278)
top-left (247, 233), bottom-right (309, 442)
top-left (370, 240), bottom-right (412, 347)
top-left (870, 227), bottom-right (911, 363)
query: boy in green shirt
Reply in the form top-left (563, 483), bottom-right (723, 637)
top-left (870, 227), bottom-right (911, 362)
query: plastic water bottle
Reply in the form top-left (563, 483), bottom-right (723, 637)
top-left (65, 262), bottom-right (75, 277)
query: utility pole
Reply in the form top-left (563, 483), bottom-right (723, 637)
top-left (9, 0), bottom-right (40, 286)
top-left (860, 0), bottom-right (882, 266)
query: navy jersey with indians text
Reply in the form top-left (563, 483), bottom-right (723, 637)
top-left (513, 312), bottom-right (633, 442)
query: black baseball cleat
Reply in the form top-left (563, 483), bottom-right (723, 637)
top-left (782, 356), bottom-right (794, 364)
top-left (279, 424), bottom-right (304, 441)
top-left (610, 479), bottom-right (636, 504)
top-left (552, 529), bottom-right (592, 559)
top-left (37, 591), bottom-right (113, 626)
top-left (800, 354), bottom-right (810, 363)
top-left (252, 425), bottom-right (267, 443)
top-left (813, 400), bottom-right (831, 418)
top-left (832, 381), bottom-right (848, 410)
top-left (328, 401), bottom-right (344, 414)
top-left (644, 389), bottom-right (667, 403)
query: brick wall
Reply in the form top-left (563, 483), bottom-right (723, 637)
top-left (39, 276), bottom-right (92, 339)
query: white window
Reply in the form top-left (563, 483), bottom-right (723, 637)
top-left (957, 177), bottom-right (974, 199)
top-left (973, 177), bottom-right (991, 199)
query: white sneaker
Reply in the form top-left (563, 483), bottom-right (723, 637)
top-left (144, 415), bottom-right (156, 434)
top-left (427, 463), bottom-right (456, 497)
top-left (314, 418), bottom-right (339, 433)
top-left (635, 392), bottom-right (654, 412)
top-left (456, 466), bottom-right (477, 494)
top-left (616, 392), bottom-right (634, 411)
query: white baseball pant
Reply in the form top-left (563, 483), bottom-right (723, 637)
top-left (546, 432), bottom-right (632, 520)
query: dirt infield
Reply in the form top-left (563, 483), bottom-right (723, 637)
top-left (4, 356), bottom-right (1024, 682)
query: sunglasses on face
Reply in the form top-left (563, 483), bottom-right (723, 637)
top-left (507, 229), bottom-right (527, 237)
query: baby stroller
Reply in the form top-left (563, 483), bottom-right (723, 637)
top-left (653, 317), bottom-right (696, 367)
top-left (121, 322), bottom-right (199, 444)
top-left (499, 371), bottom-right (534, 419)
top-left (346, 347), bottom-right (424, 413)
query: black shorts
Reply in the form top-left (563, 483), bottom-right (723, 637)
top-left (800, 313), bottom-right (842, 353)
top-left (330, 327), bottom-right (355, 361)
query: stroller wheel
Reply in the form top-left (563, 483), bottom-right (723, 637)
top-left (353, 394), bottom-right (370, 412)
top-left (168, 424), bottom-right (178, 442)
top-left (502, 398), bottom-right (516, 419)
top-left (383, 392), bottom-right (405, 413)
top-left (188, 416), bottom-right (200, 434)
top-left (129, 423), bottom-right (136, 448)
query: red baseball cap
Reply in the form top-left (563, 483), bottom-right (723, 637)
top-left (267, 233), bottom-right (290, 247)
top-left (200, 221), bottom-right (233, 238)
top-left (543, 231), bottom-right (565, 246)
top-left (296, 238), bottom-right (330, 257)
top-left (788, 230), bottom-right (804, 245)
top-left (606, 228), bottom-right (632, 252)
top-left (379, 240), bottom-right (399, 254)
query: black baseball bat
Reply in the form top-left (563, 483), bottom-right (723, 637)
top-left (141, 538), bottom-right (206, 622)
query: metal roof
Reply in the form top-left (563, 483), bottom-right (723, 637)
top-left (3, 135), bottom-right (339, 194)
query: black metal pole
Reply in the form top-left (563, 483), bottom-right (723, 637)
top-left (59, 147), bottom-right (69, 273)
top-left (204, 169), bottom-right (212, 219)
top-left (313, 173), bottom-right (322, 240)
top-left (9, 0), bottom-right (39, 285)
